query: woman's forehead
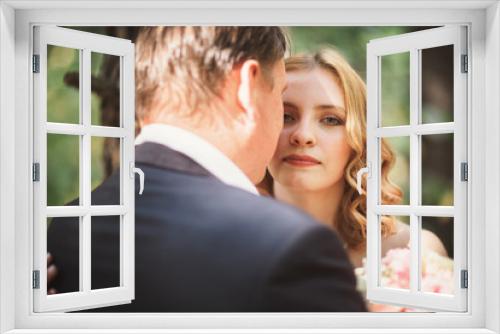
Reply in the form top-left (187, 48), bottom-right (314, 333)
top-left (284, 68), bottom-right (345, 109)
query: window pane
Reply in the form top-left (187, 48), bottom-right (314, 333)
top-left (421, 45), bottom-right (454, 124)
top-left (381, 52), bottom-right (410, 127)
top-left (380, 137), bottom-right (409, 205)
top-left (91, 215), bottom-right (121, 290)
top-left (422, 134), bottom-right (454, 206)
top-left (47, 217), bottom-right (80, 294)
top-left (420, 216), bottom-right (454, 295)
top-left (380, 215), bottom-right (410, 291)
top-left (91, 52), bottom-right (121, 127)
top-left (91, 137), bottom-right (121, 205)
top-left (47, 134), bottom-right (80, 206)
top-left (47, 45), bottom-right (80, 124)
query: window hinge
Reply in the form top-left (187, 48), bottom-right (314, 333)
top-left (461, 54), bottom-right (468, 73)
top-left (461, 270), bottom-right (468, 289)
top-left (32, 55), bottom-right (40, 73)
top-left (33, 270), bottom-right (40, 289)
top-left (461, 162), bottom-right (468, 182)
top-left (33, 163), bottom-right (40, 182)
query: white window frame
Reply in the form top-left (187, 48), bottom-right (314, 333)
top-left (0, 1), bottom-right (498, 333)
top-left (365, 26), bottom-right (468, 312)
top-left (32, 26), bottom-right (136, 312)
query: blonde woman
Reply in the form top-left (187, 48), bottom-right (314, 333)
top-left (259, 48), bottom-right (446, 268)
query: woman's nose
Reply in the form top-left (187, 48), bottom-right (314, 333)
top-left (290, 123), bottom-right (315, 147)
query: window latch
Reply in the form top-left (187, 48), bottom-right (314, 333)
top-left (130, 162), bottom-right (145, 195)
top-left (356, 163), bottom-right (371, 195)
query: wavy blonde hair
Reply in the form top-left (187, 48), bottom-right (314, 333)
top-left (259, 48), bottom-right (402, 250)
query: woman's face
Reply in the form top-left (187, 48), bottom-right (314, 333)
top-left (268, 67), bottom-right (352, 191)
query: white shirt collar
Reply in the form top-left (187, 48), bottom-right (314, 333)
top-left (135, 123), bottom-right (259, 196)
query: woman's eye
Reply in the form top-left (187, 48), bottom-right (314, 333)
top-left (321, 116), bottom-right (342, 126)
top-left (284, 113), bottom-right (295, 123)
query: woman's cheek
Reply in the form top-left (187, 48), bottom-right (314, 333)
top-left (274, 133), bottom-right (290, 159)
top-left (268, 149), bottom-right (284, 179)
top-left (324, 133), bottom-right (352, 180)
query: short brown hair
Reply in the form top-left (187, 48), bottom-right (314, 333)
top-left (135, 26), bottom-right (288, 122)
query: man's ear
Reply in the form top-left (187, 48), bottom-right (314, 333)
top-left (237, 59), bottom-right (261, 120)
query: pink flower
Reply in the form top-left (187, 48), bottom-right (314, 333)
top-left (381, 248), bottom-right (411, 289)
top-left (421, 251), bottom-right (454, 295)
top-left (355, 247), bottom-right (455, 312)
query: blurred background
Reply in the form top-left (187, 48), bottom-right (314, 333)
top-left (46, 25), bottom-right (455, 280)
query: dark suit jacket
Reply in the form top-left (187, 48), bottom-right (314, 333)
top-left (48, 142), bottom-right (366, 312)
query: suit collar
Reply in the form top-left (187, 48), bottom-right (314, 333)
top-left (135, 142), bottom-right (213, 177)
top-left (134, 124), bottom-right (259, 195)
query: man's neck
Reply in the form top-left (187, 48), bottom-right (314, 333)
top-left (146, 119), bottom-right (231, 150)
top-left (136, 122), bottom-right (259, 195)
top-left (142, 120), bottom-right (251, 180)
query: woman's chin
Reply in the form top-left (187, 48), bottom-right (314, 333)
top-left (277, 176), bottom-right (324, 192)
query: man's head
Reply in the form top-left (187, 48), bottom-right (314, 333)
top-left (135, 26), bottom-right (288, 183)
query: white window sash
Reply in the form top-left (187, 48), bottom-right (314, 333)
top-left (32, 26), bottom-right (136, 313)
top-left (374, 122), bottom-right (455, 137)
top-left (366, 25), bottom-right (468, 312)
top-left (46, 123), bottom-right (128, 137)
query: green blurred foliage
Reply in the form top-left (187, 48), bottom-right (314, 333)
top-left (91, 137), bottom-right (106, 192)
top-left (47, 45), bottom-right (80, 206)
top-left (381, 52), bottom-right (410, 127)
top-left (46, 45), bottom-right (106, 207)
top-left (47, 45), bottom-right (79, 124)
top-left (91, 52), bottom-right (105, 126)
top-left (287, 27), bottom-right (420, 80)
top-left (47, 133), bottom-right (79, 206)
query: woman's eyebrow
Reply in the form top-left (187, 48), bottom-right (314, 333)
top-left (317, 104), bottom-right (346, 115)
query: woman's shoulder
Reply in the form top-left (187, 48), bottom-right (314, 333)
top-left (381, 220), bottom-right (410, 256)
top-left (421, 229), bottom-right (448, 257)
top-left (381, 220), bottom-right (448, 257)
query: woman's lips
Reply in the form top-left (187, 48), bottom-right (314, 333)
top-left (283, 154), bottom-right (321, 167)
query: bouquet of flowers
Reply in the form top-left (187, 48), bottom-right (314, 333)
top-left (355, 247), bottom-right (454, 312)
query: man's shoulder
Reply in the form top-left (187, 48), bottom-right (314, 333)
top-left (93, 163), bottom-right (323, 243)
top-left (142, 163), bottom-right (313, 219)
top-left (182, 173), bottom-right (318, 231)
top-left (133, 164), bottom-right (321, 238)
